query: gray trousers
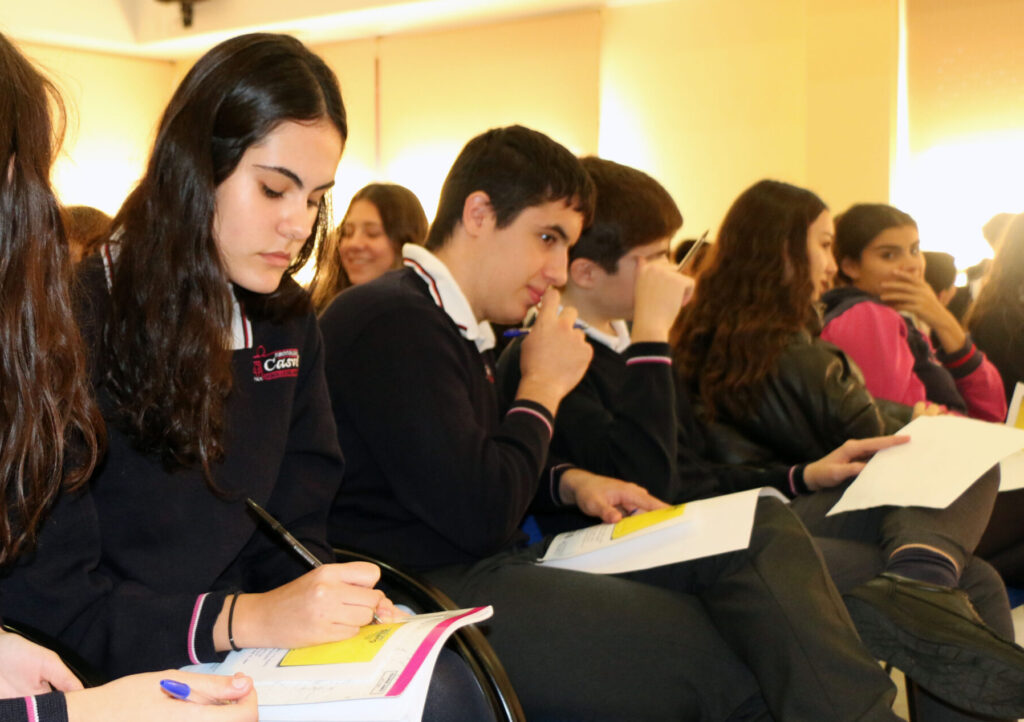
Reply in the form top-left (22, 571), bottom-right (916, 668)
top-left (795, 466), bottom-right (1013, 722)
top-left (426, 497), bottom-right (899, 722)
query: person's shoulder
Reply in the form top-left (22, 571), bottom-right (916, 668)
top-left (824, 288), bottom-right (902, 332)
top-left (320, 268), bottom-right (448, 342)
top-left (778, 331), bottom-right (847, 376)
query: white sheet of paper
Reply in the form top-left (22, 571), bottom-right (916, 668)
top-left (827, 415), bottom-right (1024, 515)
top-left (540, 487), bottom-right (784, 574)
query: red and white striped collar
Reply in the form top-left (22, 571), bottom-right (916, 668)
top-left (99, 242), bottom-right (253, 350)
top-left (402, 244), bottom-right (496, 352)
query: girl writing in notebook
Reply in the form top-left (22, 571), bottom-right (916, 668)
top-left (0, 32), bottom-right (398, 680)
top-left (0, 30), bottom-right (256, 722)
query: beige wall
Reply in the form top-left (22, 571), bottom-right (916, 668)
top-left (805, 0), bottom-right (898, 216)
top-left (896, 0), bottom-right (1024, 265)
top-left (346, 10), bottom-right (600, 220)
top-left (19, 2), bottom-right (905, 239)
top-left (309, 38), bottom-right (380, 218)
top-left (600, 0), bottom-right (898, 241)
top-left (600, 0), bottom-right (810, 241)
top-left (18, 40), bottom-right (176, 214)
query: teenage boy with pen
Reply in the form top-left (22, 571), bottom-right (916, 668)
top-left (320, 124), bottom-right (909, 721)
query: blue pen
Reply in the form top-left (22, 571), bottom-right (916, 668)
top-left (503, 321), bottom-right (587, 338)
top-left (160, 678), bottom-right (230, 705)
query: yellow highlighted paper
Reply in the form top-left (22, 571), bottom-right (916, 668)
top-left (612, 504), bottom-right (686, 540)
top-left (280, 624), bottom-right (399, 666)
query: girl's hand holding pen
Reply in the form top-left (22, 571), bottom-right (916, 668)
top-left (213, 563), bottom-right (402, 651)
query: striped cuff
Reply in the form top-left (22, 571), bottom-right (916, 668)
top-left (935, 335), bottom-right (983, 378)
top-left (23, 692), bottom-right (66, 722)
top-left (506, 401), bottom-right (554, 438)
top-left (788, 465), bottom-right (810, 496)
top-left (625, 355), bottom-right (672, 366)
top-left (624, 342), bottom-right (672, 366)
top-left (549, 463), bottom-right (574, 506)
top-left (187, 590), bottom-right (232, 665)
top-left (188, 593), bottom-right (211, 664)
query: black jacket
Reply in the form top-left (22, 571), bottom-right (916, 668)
top-left (699, 331), bottom-right (912, 466)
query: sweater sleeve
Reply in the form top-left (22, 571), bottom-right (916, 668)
top-left (0, 488), bottom-right (231, 678)
top-left (934, 335), bottom-right (1007, 422)
top-left (549, 342), bottom-right (678, 500)
top-left (821, 302), bottom-right (927, 408)
top-left (322, 302), bottom-right (551, 560)
top-left (0, 694), bottom-right (67, 722)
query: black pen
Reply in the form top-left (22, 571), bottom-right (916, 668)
top-left (245, 497), bottom-right (383, 624)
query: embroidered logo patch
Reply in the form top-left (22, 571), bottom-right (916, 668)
top-left (252, 346), bottom-right (300, 382)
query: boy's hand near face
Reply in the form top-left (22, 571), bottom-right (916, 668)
top-left (516, 287), bottom-right (593, 415)
top-left (631, 257), bottom-right (696, 343)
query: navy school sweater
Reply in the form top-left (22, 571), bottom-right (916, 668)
top-left (0, 258), bottom-right (343, 678)
top-left (496, 332), bottom-right (794, 532)
top-left (321, 267), bottom-right (557, 571)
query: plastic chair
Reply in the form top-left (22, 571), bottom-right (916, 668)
top-left (334, 547), bottom-right (526, 722)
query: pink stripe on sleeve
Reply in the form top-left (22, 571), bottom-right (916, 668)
top-left (24, 697), bottom-right (38, 722)
top-left (625, 355), bottom-right (672, 366)
top-left (188, 593), bottom-right (209, 664)
top-left (506, 406), bottom-right (553, 437)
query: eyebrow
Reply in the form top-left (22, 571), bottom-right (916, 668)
top-left (255, 164), bottom-right (335, 192)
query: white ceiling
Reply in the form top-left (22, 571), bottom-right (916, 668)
top-left (0, 0), bottom-right (612, 59)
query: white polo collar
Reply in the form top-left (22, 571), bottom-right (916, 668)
top-left (99, 242), bottom-right (253, 351)
top-left (579, 318), bottom-right (632, 353)
top-left (402, 244), bottom-right (496, 352)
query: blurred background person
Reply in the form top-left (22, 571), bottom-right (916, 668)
top-left (311, 182), bottom-right (427, 312)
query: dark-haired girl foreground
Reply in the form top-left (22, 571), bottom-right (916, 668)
top-left (0, 32), bottom-right (400, 680)
top-left (0, 31), bottom-right (256, 722)
top-left (672, 179), bottom-right (1024, 721)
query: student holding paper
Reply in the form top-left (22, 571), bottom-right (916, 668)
top-left (672, 179), bottom-right (1024, 719)
top-left (0, 31), bottom-right (257, 722)
top-left (0, 33), bottom-right (404, 682)
top-left (320, 125), bottom-right (920, 721)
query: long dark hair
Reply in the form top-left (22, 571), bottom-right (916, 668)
top-left (0, 34), bottom-right (104, 564)
top-left (102, 33), bottom-right (346, 481)
top-left (968, 213), bottom-right (1024, 324)
top-left (311, 182), bottom-right (427, 312)
top-left (671, 179), bottom-right (826, 419)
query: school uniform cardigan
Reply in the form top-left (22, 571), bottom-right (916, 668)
top-left (0, 257), bottom-right (343, 679)
top-left (321, 260), bottom-right (557, 571)
top-left (496, 324), bottom-right (681, 499)
top-left (496, 321), bottom-right (799, 508)
top-left (0, 694), bottom-right (66, 722)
